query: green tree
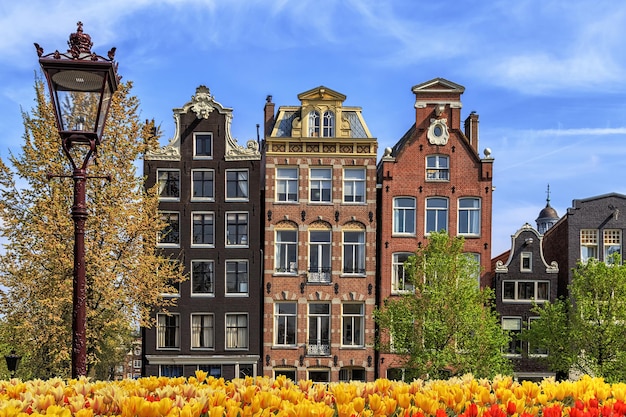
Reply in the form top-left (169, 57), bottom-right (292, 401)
top-left (0, 78), bottom-right (185, 379)
top-left (374, 232), bottom-right (511, 379)
top-left (525, 256), bottom-right (626, 382)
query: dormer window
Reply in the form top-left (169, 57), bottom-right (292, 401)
top-left (308, 110), bottom-right (334, 137)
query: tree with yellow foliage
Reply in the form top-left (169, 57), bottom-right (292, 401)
top-left (0, 78), bottom-right (184, 379)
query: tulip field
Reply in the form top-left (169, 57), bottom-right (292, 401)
top-left (2, 373), bottom-right (626, 417)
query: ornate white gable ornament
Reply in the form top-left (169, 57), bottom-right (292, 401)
top-left (190, 85), bottom-right (215, 119)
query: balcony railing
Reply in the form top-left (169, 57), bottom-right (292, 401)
top-left (307, 343), bottom-right (330, 356)
top-left (307, 267), bottom-right (331, 283)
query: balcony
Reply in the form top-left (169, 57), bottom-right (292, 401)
top-left (307, 343), bottom-right (330, 356)
top-left (307, 267), bottom-right (331, 283)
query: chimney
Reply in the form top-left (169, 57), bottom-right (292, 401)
top-left (264, 95), bottom-right (275, 138)
top-left (464, 111), bottom-right (479, 153)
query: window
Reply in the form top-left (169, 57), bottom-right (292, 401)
top-left (226, 260), bottom-right (248, 294)
top-left (502, 281), bottom-right (549, 302)
top-left (198, 364), bottom-right (222, 378)
top-left (239, 364), bottom-right (254, 378)
top-left (604, 229), bottom-right (622, 263)
top-left (308, 369), bottom-right (330, 382)
top-left (192, 169), bottom-right (214, 200)
top-left (426, 155), bottom-right (449, 181)
top-left (191, 261), bottom-right (214, 295)
top-left (521, 252), bottom-right (532, 272)
top-left (158, 212), bottom-right (179, 246)
top-left (308, 111), bottom-right (320, 137)
top-left (308, 303), bottom-right (330, 356)
top-left (191, 314), bottom-right (214, 349)
top-left (465, 253), bottom-right (481, 287)
top-left (157, 169), bottom-right (180, 199)
top-left (392, 253), bottom-right (414, 293)
top-left (528, 317), bottom-right (548, 356)
top-left (426, 197), bottom-right (448, 234)
top-left (226, 212), bottom-right (248, 246)
top-left (226, 170), bottom-right (249, 200)
top-left (458, 198), bottom-right (480, 235)
top-left (323, 111), bottom-right (334, 137)
top-left (343, 231), bottom-right (365, 275)
top-left (159, 259), bottom-right (181, 297)
top-left (310, 168), bottom-right (332, 203)
top-left (160, 365), bottom-right (183, 377)
top-left (133, 360), bottom-right (141, 369)
top-left (194, 132), bottom-right (212, 158)
top-left (502, 317), bottom-right (522, 356)
top-left (342, 303), bottom-right (364, 347)
top-left (276, 168), bottom-right (298, 202)
top-left (343, 169), bottom-right (366, 203)
top-left (308, 230), bottom-right (331, 283)
top-left (192, 212), bottom-right (214, 246)
top-left (275, 303), bottom-right (297, 346)
top-left (275, 230), bottom-right (297, 274)
top-left (274, 368), bottom-right (296, 380)
top-left (339, 367), bottom-right (365, 382)
top-left (225, 314), bottom-right (248, 349)
top-left (580, 229), bottom-right (598, 262)
top-left (157, 313), bottom-right (180, 349)
top-left (393, 197), bottom-right (416, 235)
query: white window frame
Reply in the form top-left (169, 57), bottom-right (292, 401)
top-left (191, 313), bottom-right (214, 349)
top-left (226, 212), bottom-right (248, 247)
top-left (502, 316), bottom-right (522, 357)
top-left (322, 110), bottom-right (334, 137)
top-left (225, 313), bottom-right (249, 350)
top-left (276, 167), bottom-right (299, 202)
top-left (193, 132), bottom-right (213, 159)
top-left (393, 197), bottom-right (416, 235)
top-left (458, 197), bottom-right (480, 236)
top-left (156, 313), bottom-right (180, 349)
top-left (225, 259), bottom-right (249, 295)
top-left (157, 211), bottom-right (180, 247)
top-left (425, 197), bottom-right (448, 234)
top-left (392, 252), bottom-right (414, 294)
top-left (603, 229), bottom-right (622, 264)
top-left (275, 229), bottom-right (298, 274)
top-left (342, 230), bottom-right (366, 276)
top-left (308, 230), bottom-right (332, 283)
top-left (274, 302), bottom-right (297, 347)
top-left (308, 303), bottom-right (331, 356)
top-left (502, 280), bottom-right (549, 302)
top-left (308, 111), bottom-right (320, 137)
top-left (343, 168), bottom-right (366, 203)
top-left (191, 169), bottom-right (214, 201)
top-left (426, 155), bottom-right (449, 181)
top-left (342, 303), bottom-right (364, 347)
top-left (520, 252), bottom-right (532, 272)
top-left (309, 168), bottom-right (332, 203)
top-left (191, 211), bottom-right (215, 247)
top-left (226, 169), bottom-right (249, 201)
top-left (528, 317), bottom-right (548, 357)
top-left (191, 260), bottom-right (215, 296)
top-left (157, 169), bottom-right (180, 201)
top-left (580, 229), bottom-right (598, 262)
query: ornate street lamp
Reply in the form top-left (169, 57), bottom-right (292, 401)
top-left (5, 350), bottom-right (21, 378)
top-left (35, 21), bottom-right (119, 378)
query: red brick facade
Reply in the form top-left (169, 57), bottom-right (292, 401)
top-left (262, 87), bottom-right (377, 382)
top-left (376, 78), bottom-right (494, 379)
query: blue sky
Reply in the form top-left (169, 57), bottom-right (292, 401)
top-left (1, 0), bottom-right (626, 256)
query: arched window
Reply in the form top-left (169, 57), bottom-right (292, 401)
top-left (308, 111), bottom-right (320, 137)
top-left (322, 111), bottom-right (334, 137)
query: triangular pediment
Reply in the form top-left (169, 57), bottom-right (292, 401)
top-left (411, 78), bottom-right (465, 94)
top-left (297, 86), bottom-right (346, 103)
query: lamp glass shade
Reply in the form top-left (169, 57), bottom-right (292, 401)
top-left (5, 351), bottom-right (20, 374)
top-left (41, 60), bottom-right (117, 143)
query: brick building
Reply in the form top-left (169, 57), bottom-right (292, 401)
top-left (261, 87), bottom-right (378, 382)
top-left (376, 78), bottom-right (494, 379)
top-left (142, 86), bottom-right (263, 378)
top-left (492, 223), bottom-right (559, 381)
top-left (543, 193), bottom-right (626, 296)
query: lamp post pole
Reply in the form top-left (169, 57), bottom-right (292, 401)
top-left (36, 22), bottom-right (119, 378)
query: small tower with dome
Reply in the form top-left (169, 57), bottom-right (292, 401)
top-left (536, 185), bottom-right (559, 234)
